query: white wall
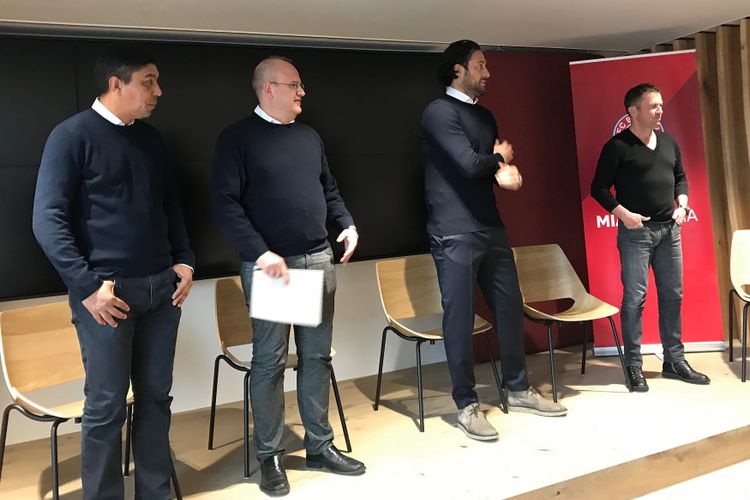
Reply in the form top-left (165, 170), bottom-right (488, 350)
top-left (0, 259), bottom-right (446, 445)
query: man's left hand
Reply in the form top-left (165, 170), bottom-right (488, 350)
top-left (672, 207), bottom-right (688, 225)
top-left (336, 227), bottom-right (359, 264)
top-left (172, 264), bottom-right (194, 307)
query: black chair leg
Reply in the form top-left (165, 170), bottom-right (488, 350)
top-left (208, 355), bottom-right (222, 450)
top-left (608, 317), bottom-right (631, 391)
top-left (742, 303), bottom-right (749, 383)
top-left (415, 341), bottom-right (425, 432)
top-left (374, 327), bottom-right (389, 410)
top-left (330, 369), bottom-right (352, 452)
top-left (482, 335), bottom-right (507, 414)
top-left (580, 322), bottom-right (588, 375)
top-left (729, 289), bottom-right (736, 362)
top-left (546, 323), bottom-right (558, 403)
top-left (0, 404), bottom-right (18, 480)
top-left (123, 403), bottom-right (133, 477)
top-left (243, 370), bottom-right (251, 479)
top-left (50, 419), bottom-right (64, 500)
top-left (171, 457), bottom-right (183, 500)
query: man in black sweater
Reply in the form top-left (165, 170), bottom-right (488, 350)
top-left (212, 57), bottom-right (365, 496)
top-left (421, 40), bottom-right (566, 442)
top-left (32, 44), bottom-right (194, 499)
top-left (591, 83), bottom-right (710, 392)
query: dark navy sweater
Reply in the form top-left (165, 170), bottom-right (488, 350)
top-left (421, 95), bottom-right (503, 236)
top-left (212, 113), bottom-right (353, 262)
top-left (32, 108), bottom-right (195, 299)
top-left (591, 128), bottom-right (688, 222)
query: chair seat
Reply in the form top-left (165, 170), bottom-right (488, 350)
top-left (524, 294), bottom-right (619, 323)
top-left (14, 391), bottom-right (135, 420)
top-left (738, 284), bottom-right (750, 302)
top-left (390, 313), bottom-right (491, 339)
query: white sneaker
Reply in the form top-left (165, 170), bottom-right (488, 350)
top-left (456, 403), bottom-right (499, 441)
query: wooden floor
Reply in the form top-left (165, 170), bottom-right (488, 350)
top-left (2, 347), bottom-right (750, 499)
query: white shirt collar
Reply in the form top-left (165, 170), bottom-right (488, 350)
top-left (254, 105), bottom-right (295, 125)
top-left (91, 98), bottom-right (133, 126)
top-left (445, 87), bottom-right (477, 105)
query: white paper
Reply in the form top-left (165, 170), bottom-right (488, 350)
top-left (250, 269), bottom-right (324, 327)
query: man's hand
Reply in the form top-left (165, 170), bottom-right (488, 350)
top-left (82, 281), bottom-right (130, 327)
top-left (494, 139), bottom-right (514, 163)
top-left (613, 205), bottom-right (650, 229)
top-left (256, 251), bottom-right (289, 283)
top-left (336, 227), bottom-right (359, 264)
top-left (672, 207), bottom-right (688, 225)
top-left (495, 163), bottom-right (523, 191)
top-left (171, 264), bottom-right (194, 307)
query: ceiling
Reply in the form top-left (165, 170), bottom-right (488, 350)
top-left (0, 1), bottom-right (748, 53)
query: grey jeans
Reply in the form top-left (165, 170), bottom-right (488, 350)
top-left (239, 247), bottom-right (336, 460)
top-left (617, 220), bottom-right (685, 366)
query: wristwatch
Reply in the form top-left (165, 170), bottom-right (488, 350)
top-left (493, 153), bottom-right (506, 164)
top-left (679, 205), bottom-right (691, 216)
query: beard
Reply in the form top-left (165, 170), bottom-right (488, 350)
top-left (463, 75), bottom-right (486, 98)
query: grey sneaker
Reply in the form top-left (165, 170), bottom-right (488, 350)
top-left (456, 402), bottom-right (499, 441)
top-left (507, 387), bottom-right (567, 417)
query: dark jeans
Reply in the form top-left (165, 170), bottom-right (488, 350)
top-left (69, 267), bottom-right (181, 500)
top-left (239, 247), bottom-right (336, 461)
top-left (429, 226), bottom-right (529, 409)
top-left (617, 221), bottom-right (685, 366)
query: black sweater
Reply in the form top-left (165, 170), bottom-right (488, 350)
top-left (32, 108), bottom-right (195, 299)
top-left (591, 128), bottom-right (688, 222)
top-left (421, 95), bottom-right (502, 235)
top-left (212, 113), bottom-right (353, 262)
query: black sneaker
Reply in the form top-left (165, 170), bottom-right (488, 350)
top-left (626, 366), bottom-right (649, 392)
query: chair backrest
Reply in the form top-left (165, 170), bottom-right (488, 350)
top-left (215, 277), bottom-right (253, 350)
top-left (731, 230), bottom-right (750, 295)
top-left (512, 244), bottom-right (587, 303)
top-left (375, 254), bottom-right (443, 321)
top-left (0, 301), bottom-right (84, 397)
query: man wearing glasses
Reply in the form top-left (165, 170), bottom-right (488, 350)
top-left (212, 56), bottom-right (365, 497)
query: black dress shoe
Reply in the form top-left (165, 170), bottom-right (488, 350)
top-left (306, 445), bottom-right (366, 476)
top-left (626, 366), bottom-right (649, 392)
top-left (662, 360), bottom-right (711, 385)
top-left (259, 455), bottom-right (290, 496)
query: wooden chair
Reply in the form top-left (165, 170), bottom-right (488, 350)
top-left (728, 230), bottom-right (750, 381)
top-left (512, 244), bottom-right (631, 402)
top-left (373, 254), bottom-right (507, 432)
top-left (0, 301), bottom-right (169, 499)
top-left (207, 277), bottom-right (351, 479)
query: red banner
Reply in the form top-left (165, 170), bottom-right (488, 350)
top-left (570, 51), bottom-right (723, 355)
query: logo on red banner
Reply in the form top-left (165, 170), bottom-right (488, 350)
top-left (612, 114), bottom-right (664, 136)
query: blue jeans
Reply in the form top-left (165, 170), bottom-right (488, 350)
top-left (69, 268), bottom-right (181, 500)
top-left (617, 221), bottom-right (685, 366)
top-left (239, 247), bottom-right (336, 460)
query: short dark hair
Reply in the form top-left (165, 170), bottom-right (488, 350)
top-left (437, 39), bottom-right (482, 87)
top-left (624, 83), bottom-right (660, 114)
top-left (94, 44), bottom-right (157, 95)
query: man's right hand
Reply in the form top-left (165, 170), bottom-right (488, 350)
top-left (494, 139), bottom-right (514, 163)
top-left (613, 205), bottom-right (651, 229)
top-left (256, 251), bottom-right (289, 284)
top-left (82, 281), bottom-right (130, 327)
top-left (495, 163), bottom-right (523, 191)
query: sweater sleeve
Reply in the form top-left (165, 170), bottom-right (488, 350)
top-left (420, 102), bottom-right (498, 179)
top-left (672, 139), bottom-right (688, 198)
top-left (319, 141), bottom-right (354, 231)
top-left (162, 147), bottom-right (196, 269)
top-left (32, 126), bottom-right (102, 299)
top-left (590, 140), bottom-right (621, 213)
top-left (211, 128), bottom-right (270, 262)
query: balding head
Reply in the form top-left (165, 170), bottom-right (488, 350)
top-left (252, 56), bottom-right (305, 124)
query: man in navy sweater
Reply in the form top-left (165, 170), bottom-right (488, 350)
top-left (591, 83), bottom-right (710, 391)
top-left (421, 40), bottom-right (566, 442)
top-left (32, 44), bottom-right (194, 499)
top-left (212, 57), bottom-right (365, 496)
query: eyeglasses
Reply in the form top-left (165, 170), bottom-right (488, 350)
top-left (270, 81), bottom-right (305, 91)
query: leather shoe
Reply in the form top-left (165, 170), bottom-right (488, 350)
top-left (662, 360), bottom-right (710, 385)
top-left (259, 455), bottom-right (290, 496)
top-left (626, 366), bottom-right (649, 392)
top-left (306, 445), bottom-right (366, 476)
